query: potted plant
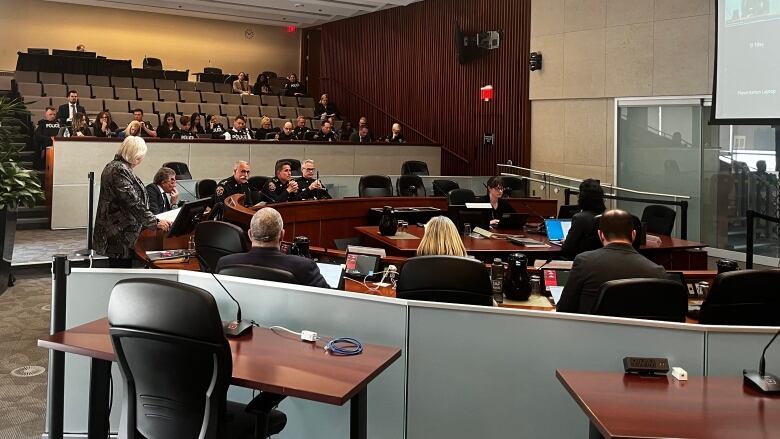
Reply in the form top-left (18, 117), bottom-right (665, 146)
top-left (0, 97), bottom-right (44, 294)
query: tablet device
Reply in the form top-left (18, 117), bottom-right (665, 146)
top-left (316, 262), bottom-right (345, 289)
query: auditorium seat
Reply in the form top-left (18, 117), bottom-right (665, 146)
top-left (22, 96), bottom-right (50, 110)
top-left (179, 90), bottom-right (202, 103)
top-left (158, 89), bottom-right (180, 102)
top-left (42, 83), bottom-right (66, 98)
top-left (17, 83), bottom-right (42, 97)
top-left (214, 83), bottom-right (231, 94)
top-left (201, 92), bottom-right (222, 103)
top-left (112, 112), bottom-right (134, 129)
top-left (39, 72), bottom-right (62, 85)
top-left (14, 71), bottom-right (37, 84)
top-left (176, 81), bottom-right (196, 91)
top-left (396, 256), bottom-right (493, 306)
top-left (92, 86), bottom-right (115, 99)
top-left (242, 95), bottom-right (261, 105)
top-left (279, 96), bottom-right (298, 107)
top-left (155, 79), bottom-right (176, 90)
top-left (137, 88), bottom-right (159, 101)
top-left (333, 120), bottom-right (343, 131)
top-left (133, 77), bottom-right (155, 89)
top-left (130, 100), bottom-right (154, 114)
top-left (260, 95), bottom-right (280, 106)
top-left (278, 107), bottom-right (297, 120)
top-left (155, 101), bottom-right (177, 115)
top-left (248, 117), bottom-right (264, 129)
top-left (296, 107), bottom-right (315, 119)
top-left (80, 98), bottom-right (104, 114)
top-left (195, 82), bottom-right (214, 93)
top-left (297, 97), bottom-right (315, 108)
top-left (240, 105), bottom-right (260, 117)
top-left (104, 100), bottom-right (129, 114)
top-left (222, 94), bottom-right (242, 105)
top-left (178, 102), bottom-right (200, 115)
top-left (307, 119), bottom-right (318, 129)
top-left (87, 75), bottom-right (110, 87)
top-left (63, 73), bottom-right (86, 85)
top-left (201, 103), bottom-right (220, 116)
top-left (212, 115), bottom-right (228, 128)
top-left (111, 76), bottom-right (133, 88)
top-left (114, 87), bottom-right (137, 100)
top-left (358, 175), bottom-right (393, 197)
top-left (271, 118), bottom-right (289, 128)
top-left (260, 105), bottom-right (279, 118)
top-left (68, 85), bottom-right (92, 98)
top-left (591, 279), bottom-right (687, 322)
top-left (222, 104), bottom-right (240, 117)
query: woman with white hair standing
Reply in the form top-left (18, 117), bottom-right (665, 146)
top-left (93, 136), bottom-right (171, 267)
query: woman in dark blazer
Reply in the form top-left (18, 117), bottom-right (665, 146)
top-left (93, 137), bottom-right (171, 267)
top-left (476, 176), bottom-right (517, 227)
top-left (560, 178), bottom-right (606, 259)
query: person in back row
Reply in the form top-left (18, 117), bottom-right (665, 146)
top-left (276, 121), bottom-right (296, 141)
top-left (215, 207), bottom-right (329, 287)
top-left (132, 108), bottom-right (157, 137)
top-left (32, 106), bottom-right (62, 169)
top-left (224, 115), bottom-right (253, 140)
top-left (283, 73), bottom-right (306, 96)
top-left (262, 160), bottom-right (299, 203)
top-left (311, 120), bottom-right (335, 142)
top-left (205, 114), bottom-right (225, 138)
top-left (350, 125), bottom-right (372, 143)
top-left (556, 209), bottom-right (667, 314)
top-left (93, 111), bottom-right (118, 137)
top-left (56, 90), bottom-right (85, 124)
top-left (252, 73), bottom-right (272, 95)
top-left (232, 72), bottom-right (252, 95)
top-left (385, 123), bottom-right (405, 143)
top-left (253, 116), bottom-right (278, 139)
top-left (156, 112), bottom-right (178, 139)
top-left (171, 115), bottom-right (196, 139)
top-left (293, 116), bottom-right (311, 140)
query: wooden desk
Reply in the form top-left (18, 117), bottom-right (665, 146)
top-left (133, 229), bottom-right (200, 270)
top-left (556, 369), bottom-right (780, 439)
top-left (39, 318), bottom-right (401, 439)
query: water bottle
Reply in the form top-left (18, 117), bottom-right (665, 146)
top-left (188, 235), bottom-right (196, 256)
top-left (491, 258), bottom-right (504, 303)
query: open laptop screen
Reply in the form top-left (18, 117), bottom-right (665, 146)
top-left (545, 219), bottom-right (572, 242)
top-left (316, 262), bottom-right (344, 289)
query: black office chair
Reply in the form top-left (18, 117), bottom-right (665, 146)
top-left (699, 270), bottom-right (780, 325)
top-left (591, 278), bottom-right (687, 322)
top-left (432, 179), bottom-right (459, 196)
top-left (163, 161), bottom-right (192, 180)
top-left (196, 179), bottom-right (217, 198)
top-left (143, 57), bottom-right (163, 70)
top-left (303, 131), bottom-right (317, 141)
top-left (248, 176), bottom-right (270, 192)
top-left (358, 175), bottom-right (393, 197)
top-left (557, 204), bottom-right (581, 219)
top-left (641, 205), bottom-right (677, 235)
top-left (218, 264), bottom-right (299, 285)
top-left (397, 256), bottom-right (493, 306)
top-left (446, 188), bottom-right (476, 206)
top-left (194, 221), bottom-right (250, 273)
top-left (401, 160), bottom-right (429, 176)
top-left (275, 158), bottom-right (302, 177)
top-left (108, 278), bottom-right (286, 439)
top-left (397, 175), bottom-right (426, 197)
top-left (500, 176), bottom-right (528, 198)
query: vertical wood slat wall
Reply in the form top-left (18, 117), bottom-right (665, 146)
top-left (318, 0), bottom-right (531, 176)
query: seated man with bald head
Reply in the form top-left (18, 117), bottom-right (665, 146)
top-left (216, 207), bottom-right (329, 287)
top-left (556, 209), bottom-right (667, 314)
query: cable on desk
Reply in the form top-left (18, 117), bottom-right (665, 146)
top-left (324, 337), bottom-right (363, 356)
top-left (269, 326), bottom-right (302, 337)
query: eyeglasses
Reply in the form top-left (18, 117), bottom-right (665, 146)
top-left (237, 169), bottom-right (250, 174)
top-left (302, 167), bottom-right (315, 171)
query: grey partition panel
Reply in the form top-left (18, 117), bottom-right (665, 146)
top-left (405, 306), bottom-right (705, 439)
top-left (705, 329), bottom-right (780, 377)
top-left (57, 269), bottom-right (178, 435)
top-left (178, 272), bottom-right (408, 439)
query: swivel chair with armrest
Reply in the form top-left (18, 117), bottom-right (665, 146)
top-left (699, 269), bottom-right (780, 325)
top-left (591, 278), bottom-right (687, 322)
top-left (358, 175), bottom-right (393, 197)
top-left (108, 278), bottom-right (286, 439)
top-left (499, 176), bottom-right (528, 198)
top-left (557, 204), bottom-right (580, 219)
top-left (195, 221), bottom-right (250, 273)
top-left (446, 189), bottom-right (477, 232)
top-left (218, 264), bottom-right (299, 285)
top-left (162, 161), bottom-right (193, 180)
top-left (248, 176), bottom-right (270, 192)
top-left (275, 158), bottom-right (302, 177)
top-left (196, 178), bottom-right (217, 198)
top-left (641, 204), bottom-right (677, 235)
top-left (401, 160), bottom-right (429, 176)
top-left (397, 175), bottom-right (426, 197)
top-left (432, 179), bottom-right (459, 196)
top-left (396, 256), bottom-right (493, 306)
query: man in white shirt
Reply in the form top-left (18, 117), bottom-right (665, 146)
top-left (224, 115), bottom-right (253, 140)
top-left (56, 90), bottom-right (85, 124)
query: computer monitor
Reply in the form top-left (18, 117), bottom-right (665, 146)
top-left (344, 253), bottom-right (380, 278)
top-left (168, 197), bottom-right (212, 237)
top-left (316, 262), bottom-right (345, 289)
top-left (545, 219), bottom-right (572, 242)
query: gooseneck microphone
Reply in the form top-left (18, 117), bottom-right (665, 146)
top-left (210, 273), bottom-right (253, 337)
top-left (744, 329), bottom-right (780, 393)
top-left (521, 201), bottom-right (550, 233)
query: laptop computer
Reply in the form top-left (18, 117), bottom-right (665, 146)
top-left (543, 269), bottom-right (570, 305)
top-left (544, 219), bottom-right (573, 242)
top-left (316, 262), bottom-right (345, 289)
top-left (496, 213), bottom-right (529, 229)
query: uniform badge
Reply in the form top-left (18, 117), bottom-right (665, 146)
top-left (216, 186), bottom-right (224, 196)
top-left (268, 182), bottom-right (276, 191)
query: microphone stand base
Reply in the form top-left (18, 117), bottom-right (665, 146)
top-left (223, 320), bottom-right (253, 338)
top-left (743, 370), bottom-right (780, 393)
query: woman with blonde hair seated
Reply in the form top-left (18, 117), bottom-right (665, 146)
top-left (416, 216), bottom-right (468, 257)
top-left (119, 120), bottom-right (142, 138)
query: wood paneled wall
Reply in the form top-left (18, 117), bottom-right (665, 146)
top-left (317, 0), bottom-right (531, 176)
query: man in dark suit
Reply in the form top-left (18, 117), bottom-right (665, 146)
top-left (556, 209), bottom-right (667, 314)
top-left (215, 207), bottom-right (329, 288)
top-left (145, 167), bottom-right (179, 215)
top-left (56, 90), bottom-right (86, 124)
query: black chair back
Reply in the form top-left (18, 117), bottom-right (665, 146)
top-left (401, 160), bottom-right (429, 176)
top-left (143, 57), bottom-right (163, 70)
top-left (446, 188), bottom-right (475, 206)
top-left (432, 179), bottom-right (459, 196)
top-left (500, 176), bottom-right (528, 198)
top-left (641, 204), bottom-right (677, 235)
top-left (557, 204), bottom-right (580, 219)
top-left (397, 256), bottom-right (493, 306)
top-left (591, 278), bottom-right (687, 322)
top-left (397, 175), bottom-right (426, 197)
top-left (194, 221), bottom-right (250, 273)
top-left (275, 158), bottom-right (302, 177)
top-left (699, 270), bottom-right (780, 325)
top-left (108, 278), bottom-right (231, 439)
top-left (196, 179), bottom-right (217, 198)
top-left (358, 175), bottom-right (393, 197)
top-left (248, 176), bottom-right (270, 191)
top-left (218, 264), bottom-right (299, 284)
top-left (162, 161), bottom-right (192, 180)
top-left (204, 67), bottom-right (223, 75)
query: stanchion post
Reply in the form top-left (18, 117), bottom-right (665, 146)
top-left (47, 254), bottom-right (70, 439)
top-left (746, 210), bottom-right (755, 269)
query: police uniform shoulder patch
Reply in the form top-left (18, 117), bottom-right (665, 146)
top-left (216, 186), bottom-right (225, 196)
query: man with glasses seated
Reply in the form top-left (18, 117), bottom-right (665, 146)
top-left (276, 121), bottom-right (297, 141)
top-left (145, 167), bottom-right (179, 214)
top-left (215, 160), bottom-right (253, 204)
top-left (295, 159), bottom-right (331, 200)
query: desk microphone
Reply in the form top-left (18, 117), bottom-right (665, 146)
top-left (210, 273), bottom-right (253, 337)
top-left (251, 188), bottom-right (276, 205)
top-left (522, 202), bottom-right (549, 234)
top-left (175, 181), bottom-right (198, 204)
top-left (744, 328), bottom-right (780, 393)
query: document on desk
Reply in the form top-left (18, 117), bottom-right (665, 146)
top-left (549, 286), bottom-right (564, 305)
top-left (155, 207), bottom-right (181, 223)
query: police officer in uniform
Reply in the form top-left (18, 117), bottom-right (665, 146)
top-left (311, 120), bottom-right (335, 142)
top-left (295, 159), bottom-right (331, 200)
top-left (215, 160), bottom-right (253, 204)
top-left (293, 116), bottom-right (311, 140)
top-left (262, 161), bottom-right (300, 203)
top-left (171, 115), bottom-right (197, 140)
top-left (223, 115), bottom-right (253, 140)
top-left (33, 106), bottom-right (62, 169)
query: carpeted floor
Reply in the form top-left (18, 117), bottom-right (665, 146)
top-left (0, 268), bottom-right (50, 439)
top-left (12, 229), bottom-right (88, 266)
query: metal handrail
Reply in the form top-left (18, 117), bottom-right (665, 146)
top-left (746, 210), bottom-right (780, 269)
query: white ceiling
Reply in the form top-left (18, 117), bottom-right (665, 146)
top-left (44, 0), bottom-right (421, 27)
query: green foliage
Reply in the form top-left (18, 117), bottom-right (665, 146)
top-left (0, 97), bottom-right (43, 210)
